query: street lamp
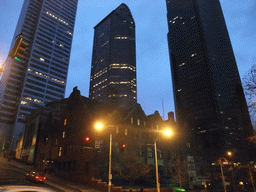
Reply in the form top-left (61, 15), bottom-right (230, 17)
top-left (227, 151), bottom-right (237, 192)
top-left (154, 129), bottom-right (172, 192)
top-left (95, 123), bottom-right (113, 192)
top-left (95, 123), bottom-right (103, 130)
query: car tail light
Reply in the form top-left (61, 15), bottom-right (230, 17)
top-left (44, 177), bottom-right (46, 180)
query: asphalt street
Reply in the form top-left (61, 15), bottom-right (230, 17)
top-left (0, 156), bottom-right (81, 192)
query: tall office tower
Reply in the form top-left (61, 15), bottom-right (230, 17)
top-left (89, 4), bottom-right (137, 109)
top-left (166, 0), bottom-right (253, 159)
top-left (0, 0), bottom-right (78, 149)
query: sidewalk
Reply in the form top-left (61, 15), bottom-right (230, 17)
top-left (4, 157), bottom-right (100, 192)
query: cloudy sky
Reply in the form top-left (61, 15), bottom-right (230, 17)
top-left (0, 0), bottom-right (255, 119)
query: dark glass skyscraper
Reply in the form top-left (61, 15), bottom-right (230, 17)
top-left (166, 0), bottom-right (253, 158)
top-left (89, 4), bottom-right (137, 109)
top-left (0, 0), bottom-right (78, 149)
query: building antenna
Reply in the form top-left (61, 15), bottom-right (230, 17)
top-left (162, 98), bottom-right (165, 120)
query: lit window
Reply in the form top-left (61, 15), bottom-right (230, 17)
top-left (116, 127), bottom-right (119, 133)
top-left (172, 21), bottom-right (175, 23)
top-left (101, 41), bottom-right (109, 47)
top-left (40, 58), bottom-right (45, 61)
top-left (131, 117), bottom-right (133, 124)
top-left (60, 44), bottom-right (64, 47)
top-left (64, 119), bottom-right (67, 126)
top-left (177, 89), bottom-right (182, 92)
top-left (59, 147), bottom-right (62, 156)
top-left (125, 129), bottom-right (128, 135)
top-left (179, 63), bottom-right (185, 67)
top-left (22, 97), bottom-right (43, 104)
top-left (67, 31), bottom-right (73, 35)
top-left (114, 36), bottom-right (128, 40)
top-left (137, 119), bottom-right (140, 126)
top-left (28, 68), bottom-right (65, 84)
top-left (191, 53), bottom-right (197, 57)
top-left (46, 11), bottom-right (68, 25)
top-left (63, 131), bottom-right (65, 138)
top-left (21, 101), bottom-right (27, 105)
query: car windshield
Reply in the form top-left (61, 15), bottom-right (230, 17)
top-left (37, 173), bottom-right (44, 176)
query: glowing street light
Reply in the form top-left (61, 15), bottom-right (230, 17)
top-left (164, 129), bottom-right (172, 136)
top-left (95, 123), bottom-right (103, 130)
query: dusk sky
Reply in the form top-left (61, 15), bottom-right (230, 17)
top-left (0, 0), bottom-right (255, 119)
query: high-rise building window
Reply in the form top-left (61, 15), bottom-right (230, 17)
top-left (59, 147), bottom-right (62, 156)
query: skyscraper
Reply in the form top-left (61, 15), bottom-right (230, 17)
top-left (89, 3), bottom-right (137, 109)
top-left (0, 0), bottom-right (78, 149)
top-left (166, 0), bottom-right (253, 158)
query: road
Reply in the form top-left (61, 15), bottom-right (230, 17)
top-left (0, 156), bottom-right (80, 192)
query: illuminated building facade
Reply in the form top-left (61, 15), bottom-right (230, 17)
top-left (166, 0), bottom-right (253, 158)
top-left (89, 3), bottom-right (137, 108)
top-left (0, 0), bottom-right (78, 149)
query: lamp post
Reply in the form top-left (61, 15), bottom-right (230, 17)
top-left (154, 129), bottom-right (172, 192)
top-left (227, 151), bottom-right (236, 192)
top-left (154, 140), bottom-right (160, 192)
top-left (108, 133), bottom-right (112, 192)
top-left (95, 123), bottom-right (113, 192)
top-left (220, 163), bottom-right (227, 192)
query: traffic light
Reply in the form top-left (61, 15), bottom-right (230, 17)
top-left (85, 137), bottom-right (90, 142)
top-left (120, 143), bottom-right (126, 152)
top-left (9, 35), bottom-right (27, 61)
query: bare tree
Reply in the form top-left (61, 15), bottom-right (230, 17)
top-left (243, 64), bottom-right (256, 126)
top-left (113, 152), bottom-right (151, 188)
top-left (170, 154), bottom-right (188, 192)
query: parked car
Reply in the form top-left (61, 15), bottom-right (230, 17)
top-left (26, 172), bottom-right (46, 183)
top-left (0, 185), bottom-right (53, 192)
